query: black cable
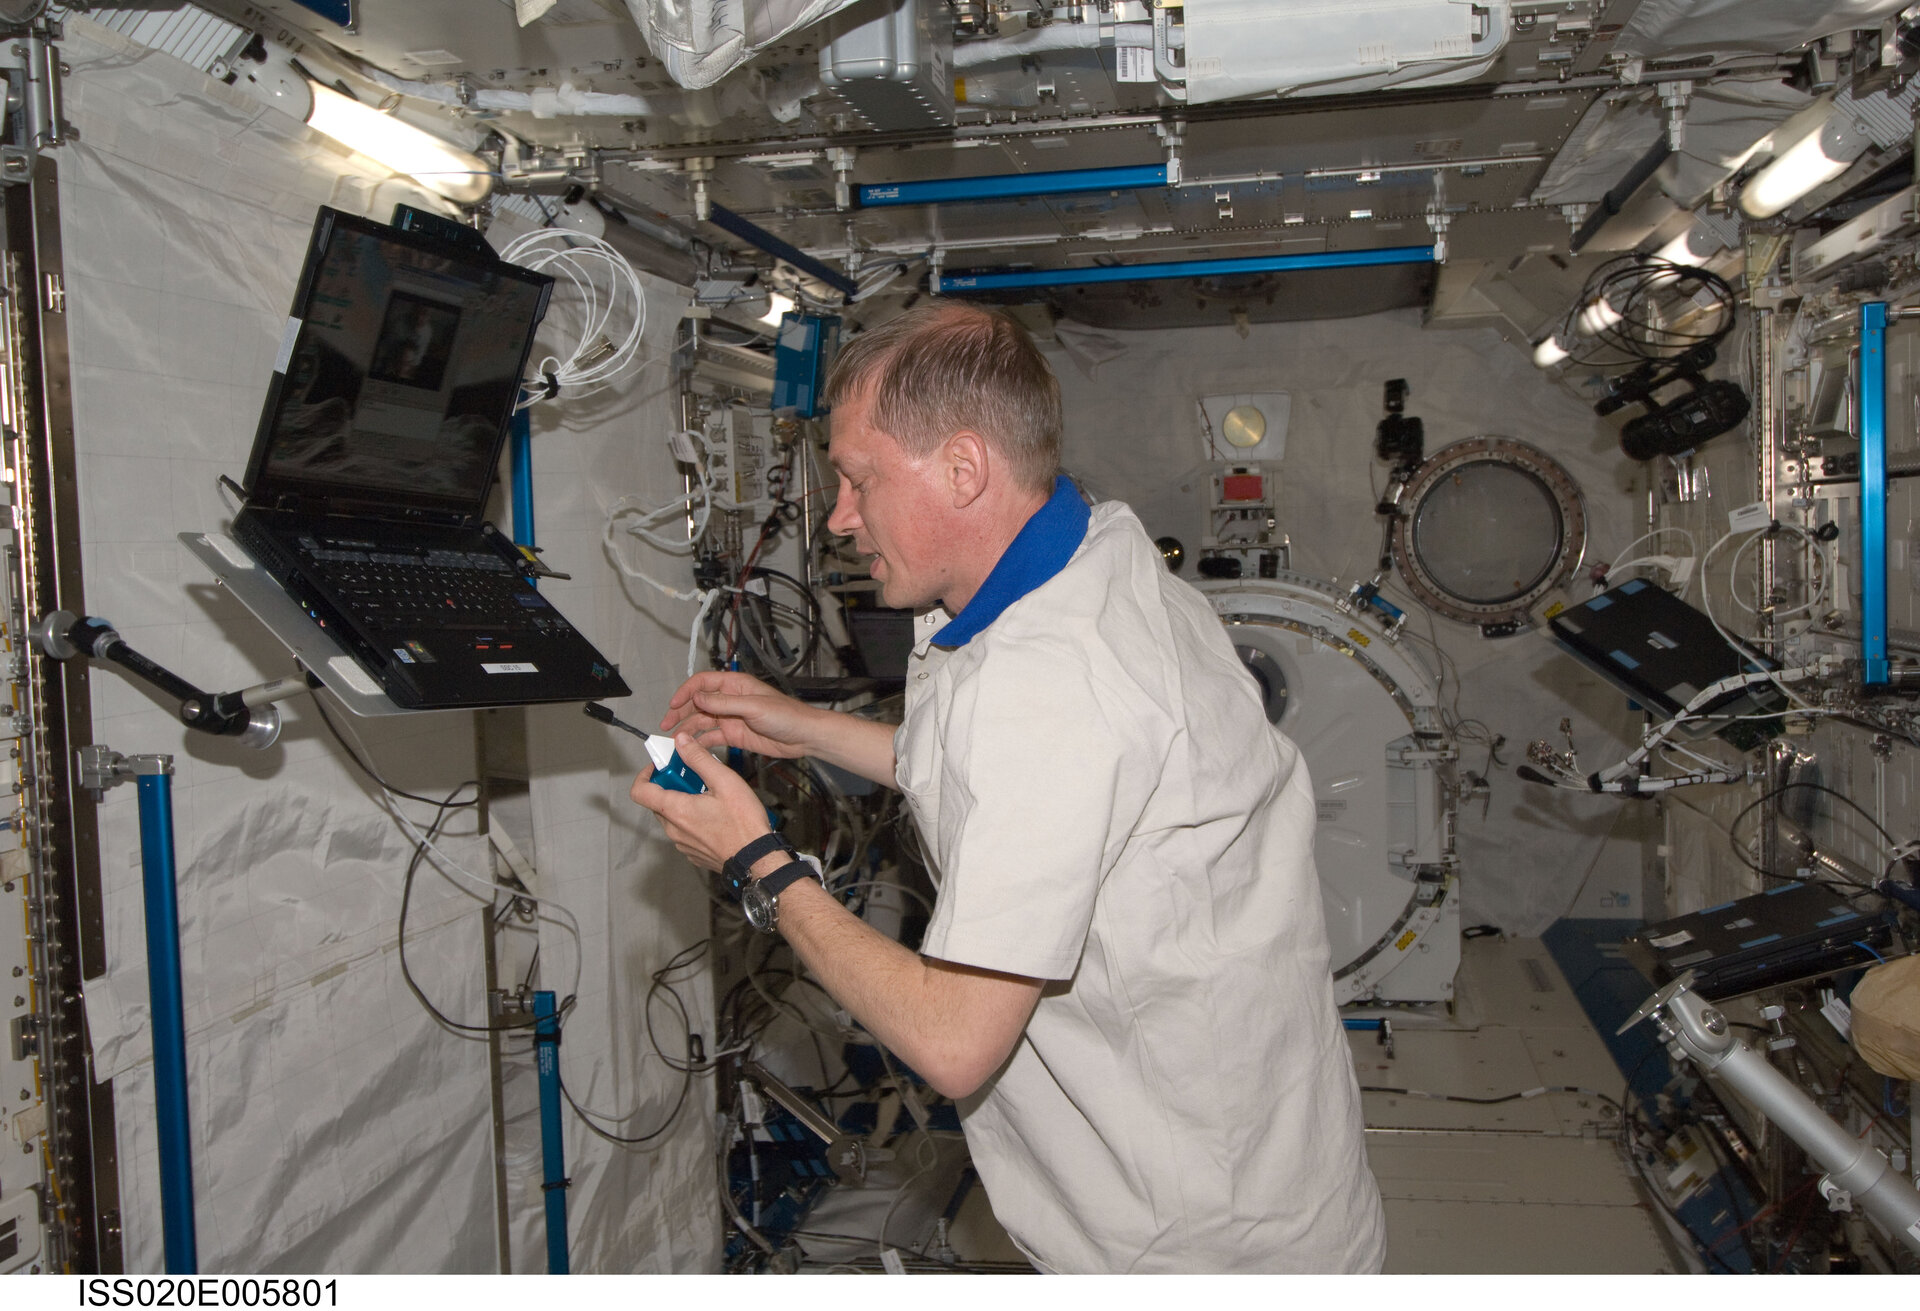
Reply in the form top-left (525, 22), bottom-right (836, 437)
top-left (558, 938), bottom-right (712, 1147)
top-left (1726, 780), bottom-right (1898, 888)
top-left (1359, 1084), bottom-right (1624, 1118)
top-left (395, 781), bottom-right (558, 1035)
top-left (310, 692), bottom-right (482, 809)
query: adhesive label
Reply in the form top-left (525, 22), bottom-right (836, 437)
top-left (325, 655), bottom-right (380, 696)
top-left (1394, 930), bottom-right (1418, 951)
top-left (1727, 500), bottom-right (1771, 533)
top-left (1648, 929), bottom-right (1694, 950)
top-left (1346, 628), bottom-right (1371, 647)
top-left (482, 662), bottom-right (538, 674)
top-left (273, 316), bottom-right (302, 374)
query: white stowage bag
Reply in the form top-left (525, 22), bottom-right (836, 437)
top-left (618, 0), bottom-right (864, 89)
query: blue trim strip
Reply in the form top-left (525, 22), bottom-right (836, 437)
top-left (509, 408), bottom-right (535, 558)
top-left (1861, 301), bottom-right (1889, 685)
top-left (933, 245), bottom-right (1437, 293)
top-left (1816, 911), bottom-right (1862, 926)
top-left (1738, 933), bottom-right (1783, 950)
top-left (860, 164), bottom-right (1169, 208)
top-left (138, 770), bottom-right (198, 1274)
top-left (706, 204), bottom-right (858, 299)
top-left (934, 477), bottom-right (1089, 649)
top-left (535, 990), bottom-right (569, 1274)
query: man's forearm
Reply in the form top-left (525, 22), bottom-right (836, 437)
top-left (762, 879), bottom-right (1038, 1099)
top-left (798, 708), bottom-right (898, 788)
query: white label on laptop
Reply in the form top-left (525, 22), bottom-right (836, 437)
top-left (392, 647), bottom-right (415, 665)
top-left (1648, 929), bottom-right (1694, 950)
top-left (482, 662), bottom-right (539, 674)
top-left (273, 316), bottom-right (302, 374)
top-left (325, 655), bottom-right (381, 696)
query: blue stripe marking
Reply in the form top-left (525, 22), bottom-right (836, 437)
top-left (1586, 595), bottom-right (1613, 610)
top-left (1764, 883), bottom-right (1801, 895)
top-left (1609, 648), bottom-right (1640, 670)
top-left (933, 245), bottom-right (1438, 293)
top-left (1816, 911), bottom-right (1861, 926)
top-left (860, 164), bottom-right (1169, 207)
top-left (1620, 579), bottom-right (1648, 594)
top-left (1703, 900), bottom-right (1736, 913)
top-left (1861, 301), bottom-right (1889, 684)
top-left (1738, 933), bottom-right (1783, 949)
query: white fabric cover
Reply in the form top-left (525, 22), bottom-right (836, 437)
top-left (1182, 0), bottom-right (1510, 106)
top-left (1616, 0), bottom-right (1910, 61)
top-left (619, 0), bottom-right (863, 89)
top-left (1532, 76), bottom-right (1812, 210)
top-left (61, 18), bottom-right (716, 1271)
top-left (897, 502), bottom-right (1386, 1272)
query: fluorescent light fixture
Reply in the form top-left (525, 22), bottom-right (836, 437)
top-left (305, 82), bottom-right (492, 205)
top-left (760, 291), bottom-right (795, 326)
top-left (1653, 226), bottom-right (1712, 269)
top-left (1576, 297), bottom-right (1623, 336)
top-left (1531, 335), bottom-right (1572, 368)
top-left (1739, 116), bottom-right (1853, 219)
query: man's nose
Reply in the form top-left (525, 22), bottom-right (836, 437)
top-left (827, 492), bottom-right (857, 537)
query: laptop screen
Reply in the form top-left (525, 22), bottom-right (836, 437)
top-left (246, 207), bottom-right (552, 517)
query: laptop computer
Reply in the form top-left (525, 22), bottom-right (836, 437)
top-left (1548, 579), bottom-right (1784, 749)
top-left (1620, 881), bottom-right (1896, 1001)
top-left (228, 205), bottom-right (631, 710)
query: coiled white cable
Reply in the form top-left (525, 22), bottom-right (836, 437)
top-left (500, 227), bottom-right (648, 408)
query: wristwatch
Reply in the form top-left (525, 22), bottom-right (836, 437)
top-left (723, 832), bottom-right (798, 900)
top-left (741, 859), bottom-right (823, 935)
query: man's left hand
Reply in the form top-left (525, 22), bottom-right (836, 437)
top-left (629, 735), bottom-right (772, 873)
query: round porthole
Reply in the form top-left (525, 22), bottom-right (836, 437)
top-left (1391, 437), bottom-right (1586, 632)
top-left (1222, 405), bottom-right (1267, 449)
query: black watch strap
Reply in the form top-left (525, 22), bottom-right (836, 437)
top-left (757, 858), bottom-right (821, 900)
top-left (724, 832), bottom-right (797, 893)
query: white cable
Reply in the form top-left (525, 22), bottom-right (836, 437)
top-left (500, 227), bottom-right (649, 407)
top-left (1699, 529), bottom-right (1816, 710)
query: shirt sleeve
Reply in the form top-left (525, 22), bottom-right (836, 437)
top-left (917, 634), bottom-right (1145, 980)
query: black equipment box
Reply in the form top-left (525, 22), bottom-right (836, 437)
top-left (1549, 579), bottom-right (1784, 746)
top-left (1621, 881), bottom-right (1897, 1000)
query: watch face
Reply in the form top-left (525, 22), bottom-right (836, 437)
top-left (741, 881), bottom-right (777, 933)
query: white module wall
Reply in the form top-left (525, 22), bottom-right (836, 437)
top-left (55, 20), bottom-right (717, 1272)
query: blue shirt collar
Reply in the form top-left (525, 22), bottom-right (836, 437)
top-left (933, 476), bottom-right (1090, 650)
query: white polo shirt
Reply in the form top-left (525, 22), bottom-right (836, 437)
top-left (895, 491), bottom-right (1386, 1273)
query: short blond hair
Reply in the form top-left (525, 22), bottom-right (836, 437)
top-left (822, 304), bottom-right (1060, 494)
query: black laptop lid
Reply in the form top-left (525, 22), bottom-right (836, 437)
top-left (245, 207), bottom-right (552, 520)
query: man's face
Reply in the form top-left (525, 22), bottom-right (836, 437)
top-left (827, 386), bottom-right (953, 610)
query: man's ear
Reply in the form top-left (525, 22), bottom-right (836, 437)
top-left (946, 429), bottom-right (990, 509)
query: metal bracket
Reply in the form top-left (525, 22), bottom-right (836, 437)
top-left (76, 745), bottom-right (171, 802)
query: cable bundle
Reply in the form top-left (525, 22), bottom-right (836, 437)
top-left (499, 226), bottom-right (649, 408)
top-left (1557, 255), bottom-right (1738, 369)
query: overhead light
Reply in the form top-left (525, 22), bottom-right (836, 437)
top-left (1653, 225), bottom-right (1716, 270)
top-left (1739, 106), bottom-right (1865, 219)
top-left (1576, 296), bottom-right (1623, 336)
top-left (1531, 335), bottom-right (1572, 368)
top-left (305, 82), bottom-right (492, 205)
top-left (760, 291), bottom-right (795, 326)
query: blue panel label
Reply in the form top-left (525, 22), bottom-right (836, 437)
top-left (1586, 595), bottom-right (1613, 610)
top-left (1620, 579), bottom-right (1648, 594)
top-left (1609, 648), bottom-right (1640, 670)
top-left (1738, 933), bottom-right (1783, 949)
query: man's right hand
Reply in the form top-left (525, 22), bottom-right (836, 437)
top-left (658, 669), bottom-right (901, 789)
top-left (660, 670), bottom-right (819, 760)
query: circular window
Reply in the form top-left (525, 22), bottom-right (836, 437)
top-left (1392, 437), bottom-right (1585, 632)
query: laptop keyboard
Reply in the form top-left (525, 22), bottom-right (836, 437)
top-left (294, 536), bottom-right (544, 634)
